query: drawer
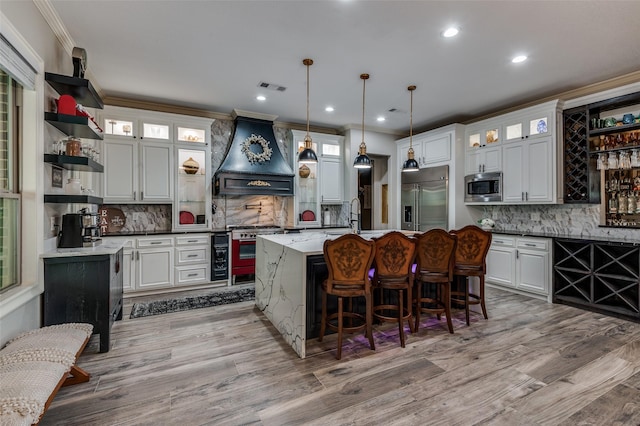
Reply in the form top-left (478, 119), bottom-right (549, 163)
top-left (103, 237), bottom-right (135, 249)
top-left (176, 235), bottom-right (209, 246)
top-left (137, 237), bottom-right (173, 248)
top-left (490, 236), bottom-right (515, 247)
top-left (517, 238), bottom-right (549, 251)
top-left (175, 265), bottom-right (208, 285)
top-left (176, 247), bottom-right (207, 264)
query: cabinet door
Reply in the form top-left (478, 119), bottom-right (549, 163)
top-left (516, 249), bottom-right (549, 295)
top-left (503, 142), bottom-right (525, 202)
top-left (486, 244), bottom-right (516, 287)
top-left (140, 142), bottom-right (173, 202)
top-left (138, 247), bottom-right (174, 290)
top-left (122, 249), bottom-right (135, 293)
top-left (525, 137), bottom-right (552, 203)
top-left (465, 146), bottom-right (501, 175)
top-left (421, 134), bottom-right (451, 165)
top-left (320, 157), bottom-right (343, 203)
top-left (465, 150), bottom-right (482, 174)
top-left (103, 140), bottom-right (137, 202)
top-left (175, 146), bottom-right (210, 231)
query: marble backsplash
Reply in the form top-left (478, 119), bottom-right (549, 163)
top-left (101, 204), bottom-right (172, 234)
top-left (481, 203), bottom-right (640, 241)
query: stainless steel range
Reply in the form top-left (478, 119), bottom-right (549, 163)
top-left (229, 225), bottom-right (283, 283)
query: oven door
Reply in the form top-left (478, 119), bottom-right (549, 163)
top-left (232, 239), bottom-right (256, 275)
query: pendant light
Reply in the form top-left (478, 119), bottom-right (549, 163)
top-left (402, 85), bottom-right (419, 172)
top-left (298, 58), bottom-right (318, 164)
top-left (353, 73), bottom-right (372, 169)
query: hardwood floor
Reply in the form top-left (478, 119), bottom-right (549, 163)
top-left (41, 287), bottom-right (640, 425)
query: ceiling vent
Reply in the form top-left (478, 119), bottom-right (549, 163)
top-left (258, 81), bottom-right (287, 92)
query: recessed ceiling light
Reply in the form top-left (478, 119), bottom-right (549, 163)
top-left (442, 27), bottom-right (460, 38)
top-left (325, 106), bottom-right (334, 112)
top-left (256, 95), bottom-right (266, 101)
top-left (377, 116), bottom-right (386, 122)
top-left (512, 55), bottom-right (527, 64)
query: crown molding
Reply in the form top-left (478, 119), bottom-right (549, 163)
top-left (104, 96), bottom-right (232, 120)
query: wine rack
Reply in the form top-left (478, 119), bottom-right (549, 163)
top-left (563, 107), bottom-right (594, 203)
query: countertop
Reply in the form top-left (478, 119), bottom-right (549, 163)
top-left (491, 229), bottom-right (640, 245)
top-left (41, 240), bottom-right (125, 259)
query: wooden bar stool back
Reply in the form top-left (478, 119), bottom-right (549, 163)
top-left (450, 225), bottom-right (492, 325)
top-left (414, 229), bottom-right (457, 333)
top-left (320, 233), bottom-right (376, 360)
top-left (371, 231), bottom-right (416, 348)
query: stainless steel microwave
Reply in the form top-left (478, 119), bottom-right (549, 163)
top-left (464, 172), bottom-right (502, 202)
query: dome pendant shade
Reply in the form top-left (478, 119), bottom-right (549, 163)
top-left (298, 58), bottom-right (318, 164)
top-left (402, 84), bottom-right (419, 173)
top-left (353, 73), bottom-right (372, 169)
top-left (402, 147), bottom-right (419, 172)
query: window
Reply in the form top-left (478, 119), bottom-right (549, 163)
top-left (0, 69), bottom-right (21, 292)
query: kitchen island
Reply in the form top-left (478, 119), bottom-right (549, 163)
top-left (255, 230), bottom-right (396, 358)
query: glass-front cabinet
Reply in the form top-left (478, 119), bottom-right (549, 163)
top-left (175, 146), bottom-right (210, 231)
top-left (503, 114), bottom-right (550, 142)
top-left (292, 130), bottom-right (345, 227)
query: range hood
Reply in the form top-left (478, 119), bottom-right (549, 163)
top-left (215, 111), bottom-right (294, 196)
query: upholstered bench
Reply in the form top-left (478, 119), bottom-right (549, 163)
top-left (0, 323), bottom-right (93, 425)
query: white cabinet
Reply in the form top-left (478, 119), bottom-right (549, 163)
top-left (103, 139), bottom-right (173, 203)
top-left (293, 130), bottom-right (345, 226)
top-left (174, 145), bottom-right (211, 231)
top-left (503, 137), bottom-right (553, 203)
top-left (397, 133), bottom-right (451, 169)
top-left (174, 234), bottom-right (210, 286)
top-left (463, 100), bottom-right (561, 204)
top-left (486, 235), bottom-right (551, 300)
top-left (465, 145), bottom-right (501, 174)
top-left (136, 237), bottom-right (174, 291)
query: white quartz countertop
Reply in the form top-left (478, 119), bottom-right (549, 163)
top-left (41, 241), bottom-right (125, 259)
top-left (259, 230), bottom-right (407, 255)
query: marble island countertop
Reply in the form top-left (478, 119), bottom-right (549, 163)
top-left (41, 240), bottom-right (126, 259)
top-left (491, 229), bottom-right (640, 245)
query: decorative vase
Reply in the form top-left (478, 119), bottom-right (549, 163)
top-left (299, 164), bottom-right (310, 178)
top-left (183, 157), bottom-right (199, 174)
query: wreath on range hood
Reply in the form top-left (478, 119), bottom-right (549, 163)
top-left (241, 133), bottom-right (273, 164)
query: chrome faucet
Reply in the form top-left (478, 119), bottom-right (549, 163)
top-left (350, 197), bottom-right (361, 234)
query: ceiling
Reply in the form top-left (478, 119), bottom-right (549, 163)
top-left (45, 0), bottom-right (640, 134)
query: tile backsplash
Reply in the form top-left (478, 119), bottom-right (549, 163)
top-left (481, 203), bottom-right (640, 241)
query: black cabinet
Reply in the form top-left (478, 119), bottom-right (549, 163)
top-left (554, 239), bottom-right (640, 322)
top-left (43, 249), bottom-right (123, 352)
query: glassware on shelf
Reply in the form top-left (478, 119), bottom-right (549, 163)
top-left (628, 192), bottom-right (637, 214)
top-left (618, 192), bottom-right (627, 214)
top-left (631, 149), bottom-right (640, 168)
top-left (609, 193), bottom-right (618, 214)
top-left (608, 152), bottom-right (619, 169)
top-left (597, 153), bottom-right (608, 170)
top-left (619, 151), bottom-right (631, 169)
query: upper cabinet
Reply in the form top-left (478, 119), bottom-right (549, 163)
top-left (292, 130), bottom-right (345, 227)
top-left (464, 100), bottom-right (562, 205)
top-left (397, 133), bottom-right (452, 170)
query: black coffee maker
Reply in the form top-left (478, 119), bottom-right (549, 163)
top-left (58, 213), bottom-right (84, 248)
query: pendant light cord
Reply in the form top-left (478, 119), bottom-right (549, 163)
top-left (306, 60), bottom-right (310, 138)
top-left (409, 85), bottom-right (415, 149)
top-left (361, 75), bottom-right (366, 146)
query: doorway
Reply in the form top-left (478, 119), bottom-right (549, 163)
top-left (357, 163), bottom-right (372, 231)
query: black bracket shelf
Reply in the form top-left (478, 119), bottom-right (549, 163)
top-left (44, 194), bottom-right (103, 204)
top-left (45, 112), bottom-right (103, 140)
top-left (44, 154), bottom-right (104, 172)
top-left (45, 72), bottom-right (104, 109)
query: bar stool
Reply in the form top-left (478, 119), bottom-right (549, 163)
top-left (319, 233), bottom-right (376, 360)
top-left (450, 225), bottom-right (492, 325)
top-left (371, 231), bottom-right (416, 348)
top-left (414, 229), bottom-right (457, 333)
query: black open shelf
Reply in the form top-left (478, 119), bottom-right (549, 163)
top-left (45, 113), bottom-right (103, 140)
top-left (588, 122), bottom-right (640, 138)
top-left (45, 72), bottom-right (104, 108)
top-left (44, 154), bottom-right (103, 172)
top-left (44, 194), bottom-right (103, 204)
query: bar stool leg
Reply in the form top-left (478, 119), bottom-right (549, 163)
top-left (398, 289), bottom-right (405, 348)
top-left (444, 283), bottom-right (454, 334)
top-left (319, 291), bottom-right (327, 342)
top-left (480, 277), bottom-right (488, 319)
top-left (365, 292), bottom-right (375, 351)
top-left (337, 296), bottom-right (344, 360)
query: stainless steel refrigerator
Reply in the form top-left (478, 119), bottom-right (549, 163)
top-left (401, 165), bottom-right (448, 231)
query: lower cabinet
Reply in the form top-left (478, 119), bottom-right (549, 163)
top-left (486, 235), bottom-right (551, 300)
top-left (105, 233), bottom-right (210, 293)
top-left (43, 249), bottom-right (123, 353)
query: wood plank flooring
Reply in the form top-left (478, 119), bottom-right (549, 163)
top-left (40, 287), bottom-right (640, 425)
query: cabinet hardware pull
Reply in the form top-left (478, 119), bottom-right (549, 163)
top-left (187, 273), bottom-right (197, 277)
top-left (495, 240), bottom-right (505, 244)
top-left (133, 191), bottom-right (136, 201)
top-left (516, 250), bottom-right (519, 259)
top-left (524, 243), bottom-right (536, 247)
top-left (141, 191), bottom-right (144, 200)
top-left (522, 192), bottom-right (525, 201)
top-left (150, 241), bottom-right (161, 245)
top-left (187, 240), bottom-right (198, 243)
top-left (187, 254), bottom-right (198, 258)
top-left (136, 250), bottom-right (139, 261)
